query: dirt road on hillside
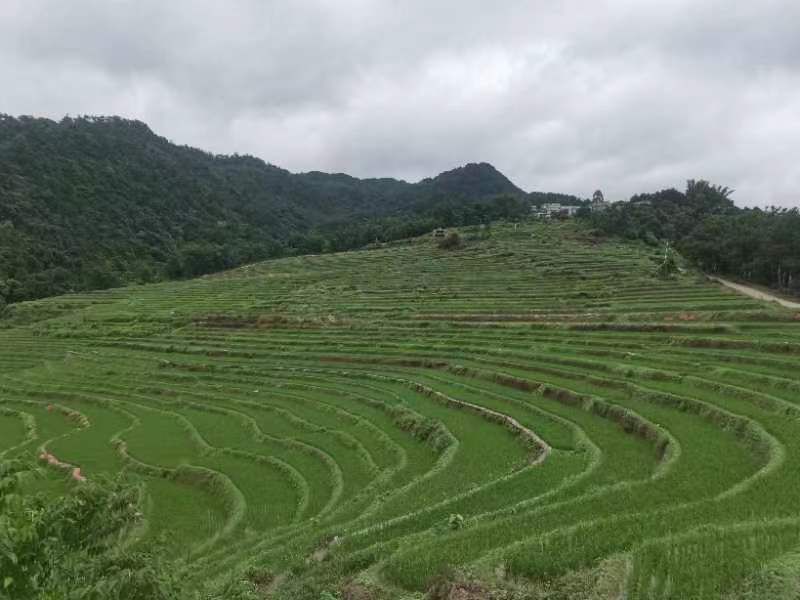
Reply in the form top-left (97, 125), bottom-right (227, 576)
top-left (708, 276), bottom-right (800, 310)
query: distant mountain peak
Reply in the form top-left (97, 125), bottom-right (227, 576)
top-left (424, 162), bottom-right (525, 198)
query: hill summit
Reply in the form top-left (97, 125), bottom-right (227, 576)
top-left (423, 162), bottom-right (525, 197)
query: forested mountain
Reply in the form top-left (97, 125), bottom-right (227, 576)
top-left (0, 114), bottom-right (566, 304)
top-left (585, 180), bottom-right (800, 295)
top-left (418, 162), bottom-right (524, 199)
top-left (8, 114), bottom-right (793, 306)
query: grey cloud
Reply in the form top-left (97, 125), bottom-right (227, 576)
top-left (0, 0), bottom-right (798, 206)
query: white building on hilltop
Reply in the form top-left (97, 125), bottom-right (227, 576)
top-left (532, 203), bottom-right (582, 218)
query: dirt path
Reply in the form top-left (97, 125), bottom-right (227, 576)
top-left (708, 276), bottom-right (800, 310)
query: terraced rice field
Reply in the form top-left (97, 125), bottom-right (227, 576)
top-left (3, 221), bottom-right (800, 598)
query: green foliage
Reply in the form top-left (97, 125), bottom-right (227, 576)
top-left (0, 461), bottom-right (174, 599)
top-left (584, 179), bottom-right (800, 294)
top-left (0, 115), bottom-right (532, 302)
top-left (0, 461), bottom-right (257, 600)
top-left (656, 243), bottom-right (679, 279)
top-left (3, 221), bottom-right (800, 598)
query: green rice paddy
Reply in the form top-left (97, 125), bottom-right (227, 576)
top-left (3, 221), bottom-right (800, 598)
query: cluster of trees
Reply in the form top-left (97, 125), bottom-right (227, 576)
top-left (0, 461), bottom-right (257, 600)
top-left (681, 209), bottom-right (800, 291)
top-left (585, 180), bottom-right (800, 294)
top-left (0, 115), bottom-right (541, 305)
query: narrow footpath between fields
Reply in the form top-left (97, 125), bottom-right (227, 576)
top-left (708, 275), bottom-right (800, 310)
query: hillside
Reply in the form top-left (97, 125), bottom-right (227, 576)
top-left (0, 114), bottom-right (580, 304)
top-left (587, 180), bottom-right (800, 296)
top-left (3, 221), bottom-right (800, 598)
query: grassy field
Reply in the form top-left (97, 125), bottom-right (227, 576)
top-left (3, 221), bottom-right (800, 598)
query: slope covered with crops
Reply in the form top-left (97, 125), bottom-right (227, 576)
top-left (2, 221), bottom-right (800, 598)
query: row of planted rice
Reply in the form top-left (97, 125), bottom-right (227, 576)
top-left (2, 221), bottom-right (800, 598)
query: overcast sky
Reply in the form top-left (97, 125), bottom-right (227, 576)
top-left (1, 1), bottom-right (799, 206)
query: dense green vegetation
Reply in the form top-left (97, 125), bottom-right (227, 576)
top-left (0, 114), bottom-right (564, 305)
top-left (585, 180), bottom-right (800, 295)
top-left (3, 113), bottom-right (798, 313)
top-left (3, 221), bottom-right (800, 598)
top-left (0, 461), bottom-right (257, 600)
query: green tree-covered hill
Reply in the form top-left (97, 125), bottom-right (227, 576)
top-left (0, 114), bottom-right (572, 304)
top-left (584, 180), bottom-right (800, 294)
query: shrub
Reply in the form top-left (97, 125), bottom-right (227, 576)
top-left (656, 244), bottom-right (679, 279)
top-left (0, 461), bottom-right (257, 600)
top-left (437, 232), bottom-right (462, 250)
